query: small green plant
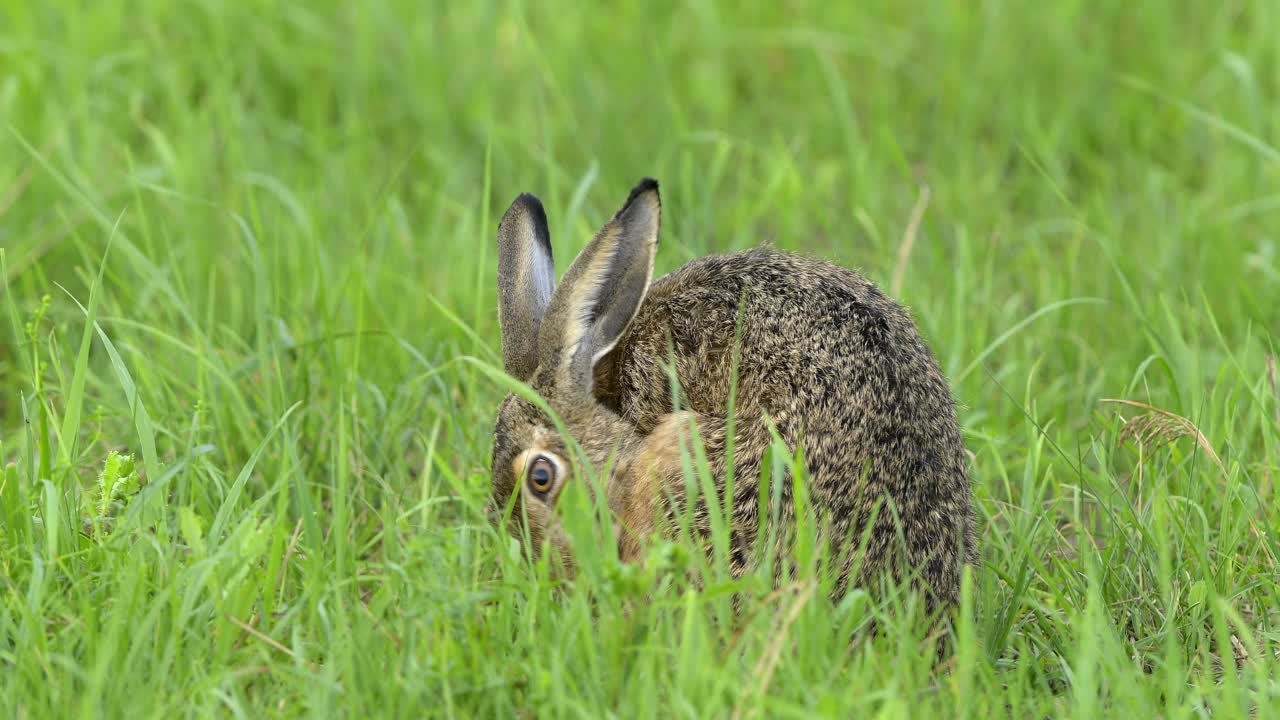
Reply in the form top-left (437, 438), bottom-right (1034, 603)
top-left (95, 450), bottom-right (139, 519)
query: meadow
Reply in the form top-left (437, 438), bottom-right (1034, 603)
top-left (2, 0), bottom-right (1279, 716)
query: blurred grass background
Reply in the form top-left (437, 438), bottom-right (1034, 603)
top-left (2, 0), bottom-right (1278, 716)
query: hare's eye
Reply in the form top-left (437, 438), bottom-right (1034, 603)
top-left (526, 455), bottom-right (557, 496)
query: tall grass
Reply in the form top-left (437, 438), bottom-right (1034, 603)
top-left (2, 0), bottom-right (1278, 716)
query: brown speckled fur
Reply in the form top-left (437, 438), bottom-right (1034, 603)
top-left (490, 179), bottom-right (977, 616)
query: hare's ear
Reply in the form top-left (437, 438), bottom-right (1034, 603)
top-left (497, 192), bottom-right (556, 381)
top-left (538, 178), bottom-right (661, 390)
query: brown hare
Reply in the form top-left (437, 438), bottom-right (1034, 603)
top-left (489, 178), bottom-right (976, 614)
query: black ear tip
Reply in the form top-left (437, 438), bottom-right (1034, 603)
top-left (629, 178), bottom-right (660, 199)
top-left (511, 192), bottom-right (546, 218)
top-left (619, 178), bottom-right (660, 215)
top-left (498, 192), bottom-right (552, 255)
top-left (500, 191), bottom-right (549, 229)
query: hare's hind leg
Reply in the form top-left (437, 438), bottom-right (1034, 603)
top-left (610, 411), bottom-right (727, 563)
top-left (610, 412), bottom-right (777, 578)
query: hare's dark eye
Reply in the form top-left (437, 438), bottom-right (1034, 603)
top-left (526, 455), bottom-right (556, 496)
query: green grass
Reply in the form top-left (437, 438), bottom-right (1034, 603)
top-left (2, 0), bottom-right (1279, 716)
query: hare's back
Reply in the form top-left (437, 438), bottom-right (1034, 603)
top-left (609, 247), bottom-right (966, 494)
top-left (614, 248), bottom-right (948, 420)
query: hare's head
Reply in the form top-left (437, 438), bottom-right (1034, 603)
top-left (488, 179), bottom-right (662, 571)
